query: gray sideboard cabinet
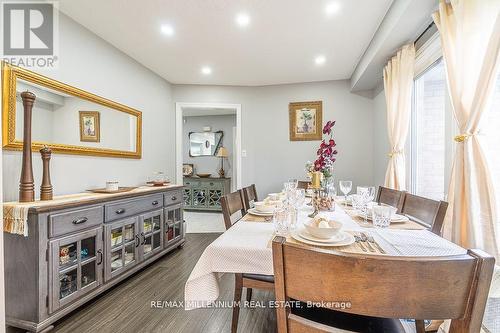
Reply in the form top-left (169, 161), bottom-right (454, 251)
top-left (3, 186), bottom-right (184, 333)
top-left (183, 177), bottom-right (231, 211)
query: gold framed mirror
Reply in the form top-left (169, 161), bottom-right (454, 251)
top-left (2, 62), bottom-right (142, 158)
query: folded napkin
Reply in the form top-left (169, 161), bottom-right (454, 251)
top-left (375, 229), bottom-right (466, 257)
top-left (3, 205), bottom-right (30, 236)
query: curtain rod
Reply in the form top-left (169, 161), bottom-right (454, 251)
top-left (415, 22), bottom-right (435, 44)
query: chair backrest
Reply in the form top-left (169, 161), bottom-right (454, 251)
top-left (297, 181), bottom-right (310, 190)
top-left (242, 184), bottom-right (258, 211)
top-left (221, 190), bottom-right (246, 230)
top-left (376, 186), bottom-right (406, 212)
top-left (401, 193), bottom-right (448, 235)
top-left (272, 236), bottom-right (494, 333)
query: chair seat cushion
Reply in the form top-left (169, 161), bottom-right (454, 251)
top-left (242, 273), bottom-right (274, 283)
top-left (291, 305), bottom-right (407, 333)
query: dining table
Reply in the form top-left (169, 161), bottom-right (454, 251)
top-left (184, 198), bottom-right (468, 310)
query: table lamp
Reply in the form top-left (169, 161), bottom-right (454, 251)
top-left (216, 147), bottom-right (229, 178)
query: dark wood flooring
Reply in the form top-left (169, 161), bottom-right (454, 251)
top-left (49, 233), bottom-right (277, 333)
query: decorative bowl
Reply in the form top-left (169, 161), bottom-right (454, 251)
top-left (304, 218), bottom-right (343, 239)
top-left (196, 173), bottom-right (211, 178)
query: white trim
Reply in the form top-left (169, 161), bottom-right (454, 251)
top-left (414, 31), bottom-right (442, 77)
top-left (175, 102), bottom-right (242, 190)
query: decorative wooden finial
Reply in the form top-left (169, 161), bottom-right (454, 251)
top-left (40, 145), bottom-right (53, 201)
top-left (19, 91), bottom-right (36, 202)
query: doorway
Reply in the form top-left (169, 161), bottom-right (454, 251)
top-left (175, 102), bottom-right (242, 233)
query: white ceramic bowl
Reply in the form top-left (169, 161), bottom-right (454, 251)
top-left (304, 219), bottom-right (343, 239)
top-left (254, 201), bottom-right (276, 213)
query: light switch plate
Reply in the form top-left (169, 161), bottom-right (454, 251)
top-left (241, 150), bottom-right (247, 157)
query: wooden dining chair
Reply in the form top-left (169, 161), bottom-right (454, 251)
top-left (221, 190), bottom-right (274, 333)
top-left (376, 186), bottom-right (406, 212)
top-left (221, 190), bottom-right (246, 230)
top-left (272, 236), bottom-right (494, 333)
top-left (242, 184), bottom-right (258, 211)
top-left (400, 193), bottom-right (448, 235)
top-left (297, 181), bottom-right (311, 190)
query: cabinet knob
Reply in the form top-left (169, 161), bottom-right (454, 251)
top-left (152, 200), bottom-right (159, 206)
top-left (210, 183), bottom-right (214, 186)
top-left (115, 208), bottom-right (126, 215)
top-left (171, 196), bottom-right (177, 201)
top-left (72, 217), bottom-right (88, 225)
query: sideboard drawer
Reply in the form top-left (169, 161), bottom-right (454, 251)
top-left (49, 206), bottom-right (103, 238)
top-left (105, 194), bottom-right (163, 222)
top-left (164, 190), bottom-right (182, 206)
top-left (184, 180), bottom-right (200, 187)
top-left (205, 180), bottom-right (224, 189)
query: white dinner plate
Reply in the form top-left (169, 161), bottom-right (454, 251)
top-left (247, 208), bottom-right (274, 217)
top-left (299, 229), bottom-right (344, 243)
top-left (355, 212), bottom-right (409, 223)
top-left (291, 229), bottom-right (355, 247)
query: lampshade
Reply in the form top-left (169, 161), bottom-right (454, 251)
top-left (216, 147), bottom-right (229, 158)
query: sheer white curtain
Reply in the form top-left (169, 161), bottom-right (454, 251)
top-left (383, 44), bottom-right (416, 190)
top-left (433, 0), bottom-right (500, 261)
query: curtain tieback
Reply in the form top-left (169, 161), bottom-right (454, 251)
top-left (388, 150), bottom-right (403, 158)
top-left (454, 133), bottom-right (475, 143)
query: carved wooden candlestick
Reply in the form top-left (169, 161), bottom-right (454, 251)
top-left (19, 91), bottom-right (36, 202)
top-left (40, 145), bottom-right (53, 201)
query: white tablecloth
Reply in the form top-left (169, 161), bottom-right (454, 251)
top-left (184, 205), bottom-right (466, 310)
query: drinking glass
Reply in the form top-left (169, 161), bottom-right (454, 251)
top-left (372, 205), bottom-right (392, 228)
top-left (273, 206), bottom-right (289, 236)
top-left (285, 179), bottom-right (298, 190)
top-left (339, 181), bottom-right (352, 206)
top-left (295, 189), bottom-right (306, 208)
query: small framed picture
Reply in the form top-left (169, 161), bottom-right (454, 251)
top-left (289, 101), bottom-right (323, 141)
top-left (183, 164), bottom-right (194, 177)
top-left (79, 111), bottom-right (100, 142)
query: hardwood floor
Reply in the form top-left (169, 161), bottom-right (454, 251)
top-left (49, 233), bottom-right (277, 333)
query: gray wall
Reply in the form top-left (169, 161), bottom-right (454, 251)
top-left (183, 115), bottom-right (236, 178)
top-left (2, 14), bottom-right (174, 201)
top-left (372, 90), bottom-right (389, 187)
top-left (173, 81), bottom-right (375, 198)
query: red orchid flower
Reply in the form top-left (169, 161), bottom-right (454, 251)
top-left (323, 120), bottom-right (334, 135)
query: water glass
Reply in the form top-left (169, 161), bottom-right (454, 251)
top-left (295, 189), bottom-right (306, 208)
top-left (284, 179), bottom-right (298, 191)
top-left (350, 194), bottom-right (364, 212)
top-left (273, 207), bottom-right (289, 236)
top-left (372, 205), bottom-right (393, 228)
top-left (339, 180), bottom-right (352, 205)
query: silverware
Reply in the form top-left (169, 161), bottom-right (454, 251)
top-left (366, 234), bottom-right (386, 254)
top-left (354, 235), bottom-right (367, 252)
top-left (359, 233), bottom-right (376, 253)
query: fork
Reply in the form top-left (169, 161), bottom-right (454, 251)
top-left (359, 233), bottom-right (376, 253)
top-left (354, 235), bottom-right (368, 252)
top-left (365, 234), bottom-right (386, 254)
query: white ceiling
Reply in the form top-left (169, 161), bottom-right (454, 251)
top-left (58, 0), bottom-right (394, 86)
top-left (183, 107), bottom-right (237, 117)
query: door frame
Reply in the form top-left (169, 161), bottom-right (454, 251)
top-left (175, 102), bottom-right (242, 189)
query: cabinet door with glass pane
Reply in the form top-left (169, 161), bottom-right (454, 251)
top-left (49, 227), bottom-right (103, 313)
top-left (103, 217), bottom-right (140, 282)
top-left (139, 209), bottom-right (163, 260)
top-left (164, 204), bottom-right (183, 248)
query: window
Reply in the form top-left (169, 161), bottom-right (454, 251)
top-left (482, 73), bottom-right (500, 215)
top-left (410, 58), bottom-right (447, 200)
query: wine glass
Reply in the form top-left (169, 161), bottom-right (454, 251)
top-left (339, 181), bottom-right (352, 206)
top-left (287, 178), bottom-right (298, 190)
top-left (357, 186), bottom-right (376, 222)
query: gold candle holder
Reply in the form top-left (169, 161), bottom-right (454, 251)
top-left (308, 171), bottom-right (322, 218)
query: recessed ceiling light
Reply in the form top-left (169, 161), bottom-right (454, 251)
top-left (201, 66), bottom-right (212, 75)
top-left (160, 24), bottom-right (175, 36)
top-left (325, 2), bottom-right (341, 16)
top-left (235, 13), bottom-right (250, 27)
top-left (315, 55), bottom-right (326, 65)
